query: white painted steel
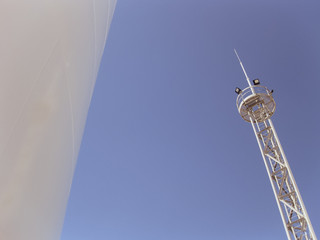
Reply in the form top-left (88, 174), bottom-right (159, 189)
top-left (268, 119), bottom-right (317, 239)
top-left (236, 85), bottom-right (275, 122)
top-left (235, 55), bottom-right (317, 239)
top-left (234, 49), bottom-right (252, 88)
top-left (248, 117), bottom-right (317, 239)
top-left (249, 116), bottom-right (291, 240)
top-left (0, 1), bottom-right (117, 239)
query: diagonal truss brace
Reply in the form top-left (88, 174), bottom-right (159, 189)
top-left (249, 116), bottom-right (317, 240)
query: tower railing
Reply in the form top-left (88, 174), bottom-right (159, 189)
top-left (236, 85), bottom-right (272, 110)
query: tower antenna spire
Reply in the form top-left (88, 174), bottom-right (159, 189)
top-left (234, 49), bottom-right (252, 87)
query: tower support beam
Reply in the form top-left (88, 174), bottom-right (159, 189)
top-left (246, 96), bottom-right (316, 240)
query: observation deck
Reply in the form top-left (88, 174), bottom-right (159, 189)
top-left (236, 85), bottom-right (275, 123)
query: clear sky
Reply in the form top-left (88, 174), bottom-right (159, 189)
top-left (61, 1), bottom-right (320, 239)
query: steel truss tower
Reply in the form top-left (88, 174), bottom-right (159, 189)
top-left (234, 50), bottom-right (317, 240)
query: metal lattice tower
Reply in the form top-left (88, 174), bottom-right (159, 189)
top-left (234, 50), bottom-right (317, 240)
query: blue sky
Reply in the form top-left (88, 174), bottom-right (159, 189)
top-left (61, 1), bottom-right (320, 239)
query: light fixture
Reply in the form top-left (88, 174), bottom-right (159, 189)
top-left (253, 79), bottom-right (260, 85)
top-left (235, 87), bottom-right (242, 94)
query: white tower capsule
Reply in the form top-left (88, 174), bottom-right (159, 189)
top-left (234, 50), bottom-right (317, 240)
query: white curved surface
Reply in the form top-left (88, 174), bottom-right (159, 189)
top-left (0, 1), bottom-right (116, 239)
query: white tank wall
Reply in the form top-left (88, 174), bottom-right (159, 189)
top-left (0, 1), bottom-right (117, 239)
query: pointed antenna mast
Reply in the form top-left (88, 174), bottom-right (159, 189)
top-left (234, 49), bottom-right (252, 87)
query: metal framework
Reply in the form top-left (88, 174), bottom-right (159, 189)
top-left (234, 51), bottom-right (317, 240)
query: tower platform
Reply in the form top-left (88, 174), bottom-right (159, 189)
top-left (236, 85), bottom-right (275, 122)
